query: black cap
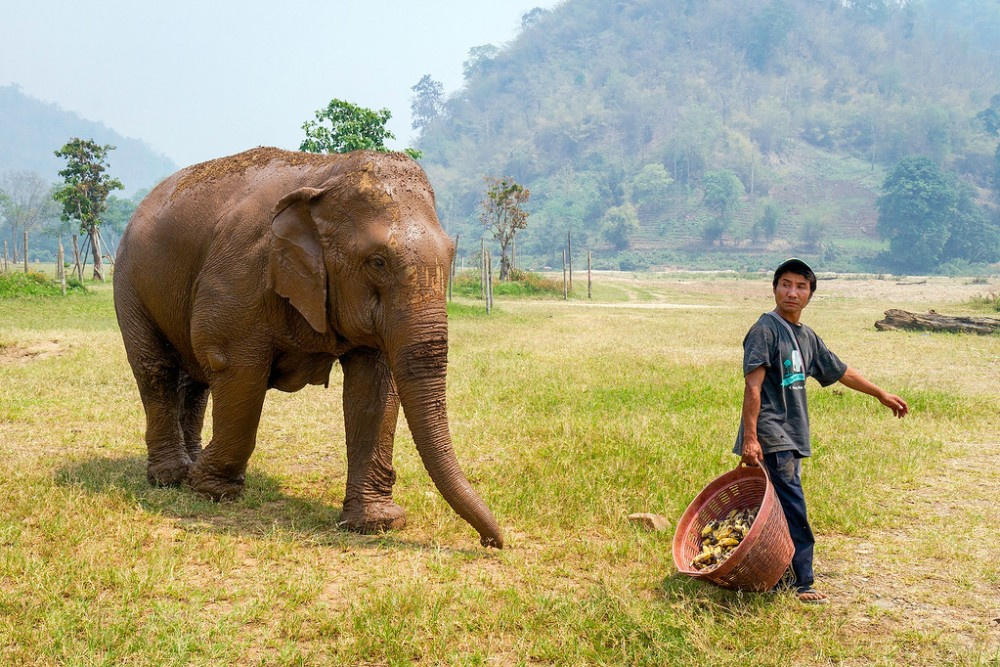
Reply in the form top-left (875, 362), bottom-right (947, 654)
top-left (772, 257), bottom-right (816, 293)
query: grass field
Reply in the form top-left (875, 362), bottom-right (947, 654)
top-left (1, 271), bottom-right (999, 666)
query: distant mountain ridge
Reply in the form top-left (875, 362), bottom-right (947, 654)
top-left (415, 0), bottom-right (1000, 270)
top-left (0, 84), bottom-right (176, 195)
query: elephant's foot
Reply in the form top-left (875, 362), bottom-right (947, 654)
top-left (184, 441), bottom-right (202, 463)
top-left (187, 463), bottom-right (245, 501)
top-left (340, 497), bottom-right (407, 534)
top-left (147, 457), bottom-right (192, 487)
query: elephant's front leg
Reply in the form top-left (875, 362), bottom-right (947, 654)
top-left (188, 365), bottom-right (268, 501)
top-left (340, 348), bottom-right (406, 533)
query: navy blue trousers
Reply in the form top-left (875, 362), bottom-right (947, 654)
top-left (763, 450), bottom-right (814, 591)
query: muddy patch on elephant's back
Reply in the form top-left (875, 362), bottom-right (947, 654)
top-left (0, 339), bottom-right (64, 365)
top-left (174, 147), bottom-right (331, 193)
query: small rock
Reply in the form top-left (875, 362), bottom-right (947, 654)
top-left (628, 513), bottom-right (669, 532)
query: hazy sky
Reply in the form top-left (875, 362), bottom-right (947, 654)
top-left (2, 0), bottom-right (561, 167)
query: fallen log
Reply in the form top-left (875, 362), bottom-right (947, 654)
top-left (875, 309), bottom-right (1000, 335)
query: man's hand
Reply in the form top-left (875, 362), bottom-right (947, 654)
top-left (839, 367), bottom-right (909, 419)
top-left (878, 392), bottom-right (909, 418)
top-left (741, 437), bottom-right (763, 467)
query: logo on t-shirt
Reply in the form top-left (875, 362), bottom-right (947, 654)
top-left (781, 351), bottom-right (805, 387)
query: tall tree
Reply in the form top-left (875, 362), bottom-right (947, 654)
top-left (463, 44), bottom-right (500, 81)
top-left (975, 93), bottom-right (1000, 136)
top-left (755, 201), bottom-right (781, 243)
top-left (300, 98), bottom-right (421, 158)
top-left (410, 75), bottom-right (445, 132)
top-left (600, 203), bottom-right (640, 251)
top-left (745, 0), bottom-right (796, 71)
top-left (53, 139), bottom-right (123, 281)
top-left (876, 156), bottom-right (956, 271)
top-left (941, 180), bottom-right (1000, 264)
top-left (0, 170), bottom-right (58, 271)
top-left (702, 170), bottom-right (744, 219)
top-left (480, 177), bottom-right (530, 281)
top-left (630, 163), bottom-right (673, 219)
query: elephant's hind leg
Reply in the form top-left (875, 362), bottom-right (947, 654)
top-left (122, 325), bottom-right (193, 487)
top-left (340, 348), bottom-right (406, 533)
top-left (179, 375), bottom-right (209, 462)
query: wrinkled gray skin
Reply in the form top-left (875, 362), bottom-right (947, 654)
top-left (113, 147), bottom-right (503, 548)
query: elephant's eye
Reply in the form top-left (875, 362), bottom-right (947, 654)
top-left (369, 255), bottom-right (387, 269)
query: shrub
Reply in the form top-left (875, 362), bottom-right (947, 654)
top-left (0, 271), bottom-right (86, 297)
top-left (450, 269), bottom-right (563, 299)
top-left (968, 291), bottom-right (1000, 312)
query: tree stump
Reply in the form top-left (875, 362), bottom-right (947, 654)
top-left (875, 309), bottom-right (1000, 335)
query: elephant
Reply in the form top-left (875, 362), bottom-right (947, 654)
top-left (113, 147), bottom-right (503, 548)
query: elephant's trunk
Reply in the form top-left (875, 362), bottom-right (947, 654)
top-left (390, 324), bottom-right (503, 548)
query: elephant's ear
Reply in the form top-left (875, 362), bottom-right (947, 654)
top-left (268, 187), bottom-right (329, 334)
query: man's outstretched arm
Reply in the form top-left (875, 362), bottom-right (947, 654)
top-left (838, 367), bottom-right (909, 418)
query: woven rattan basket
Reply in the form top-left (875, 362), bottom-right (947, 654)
top-left (672, 464), bottom-right (794, 592)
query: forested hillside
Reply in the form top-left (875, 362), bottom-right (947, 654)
top-left (415, 0), bottom-right (1000, 271)
top-left (0, 85), bottom-right (176, 196)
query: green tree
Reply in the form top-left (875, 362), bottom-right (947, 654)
top-left (600, 203), bottom-right (639, 251)
top-left (975, 94), bottom-right (1000, 136)
top-left (410, 75), bottom-right (445, 132)
top-left (745, 0), bottom-right (796, 71)
top-left (480, 177), bottom-right (530, 281)
top-left (53, 139), bottom-right (123, 281)
top-left (755, 202), bottom-right (781, 243)
top-left (702, 217), bottom-right (729, 246)
top-left (799, 216), bottom-right (828, 251)
top-left (300, 98), bottom-right (421, 158)
top-left (463, 44), bottom-right (500, 81)
top-left (630, 163), bottom-right (673, 219)
top-left (876, 156), bottom-right (956, 271)
top-left (941, 181), bottom-right (1000, 263)
top-left (702, 170), bottom-right (744, 218)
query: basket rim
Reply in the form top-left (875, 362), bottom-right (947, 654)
top-left (672, 464), bottom-right (775, 578)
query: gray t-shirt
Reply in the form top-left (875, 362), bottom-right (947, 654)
top-left (733, 312), bottom-right (847, 457)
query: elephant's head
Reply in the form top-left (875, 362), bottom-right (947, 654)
top-left (266, 152), bottom-right (503, 548)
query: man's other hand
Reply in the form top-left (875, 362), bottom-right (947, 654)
top-left (879, 392), bottom-right (909, 418)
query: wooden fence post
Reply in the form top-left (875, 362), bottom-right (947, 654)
top-left (567, 230), bottom-right (572, 291)
top-left (23, 231), bottom-right (28, 273)
top-left (486, 250), bottom-right (493, 314)
top-left (562, 249), bottom-right (568, 300)
top-left (58, 239), bottom-right (66, 295)
top-left (588, 250), bottom-right (592, 300)
top-left (480, 238), bottom-right (486, 301)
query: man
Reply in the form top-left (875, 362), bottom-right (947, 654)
top-left (734, 258), bottom-right (908, 604)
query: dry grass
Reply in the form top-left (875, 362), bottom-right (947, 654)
top-left (1, 273), bottom-right (998, 665)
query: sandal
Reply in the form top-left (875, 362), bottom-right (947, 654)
top-left (796, 587), bottom-right (829, 605)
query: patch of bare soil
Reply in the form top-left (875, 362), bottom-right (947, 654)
top-left (0, 340), bottom-right (64, 365)
top-left (821, 438), bottom-right (1000, 663)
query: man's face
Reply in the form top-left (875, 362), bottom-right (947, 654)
top-left (773, 271), bottom-right (813, 316)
